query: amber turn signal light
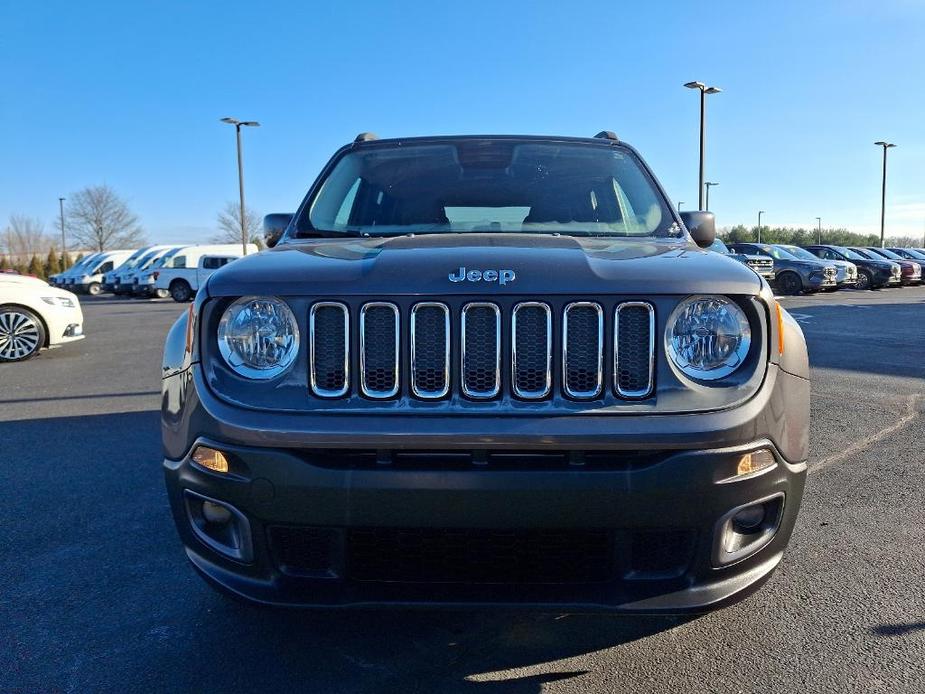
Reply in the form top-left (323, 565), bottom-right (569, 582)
top-left (736, 449), bottom-right (776, 477)
top-left (775, 301), bottom-right (785, 355)
top-left (192, 446), bottom-right (229, 474)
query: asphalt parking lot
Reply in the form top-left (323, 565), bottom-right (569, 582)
top-left (2, 288), bottom-right (925, 693)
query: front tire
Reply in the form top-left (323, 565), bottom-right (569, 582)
top-left (87, 282), bottom-right (102, 295)
top-left (856, 270), bottom-right (872, 290)
top-left (154, 288), bottom-right (170, 299)
top-left (777, 271), bottom-right (803, 295)
top-left (0, 305), bottom-right (46, 362)
top-left (170, 280), bottom-right (193, 302)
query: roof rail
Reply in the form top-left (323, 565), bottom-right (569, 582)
top-left (594, 131), bottom-right (619, 142)
top-left (354, 132), bottom-right (379, 142)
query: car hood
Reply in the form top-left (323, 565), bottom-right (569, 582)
top-left (206, 234), bottom-right (763, 296)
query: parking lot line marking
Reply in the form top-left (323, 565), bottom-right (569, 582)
top-left (810, 394), bottom-right (921, 475)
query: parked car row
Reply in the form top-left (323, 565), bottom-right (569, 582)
top-left (711, 240), bottom-right (924, 294)
top-left (49, 243), bottom-right (257, 301)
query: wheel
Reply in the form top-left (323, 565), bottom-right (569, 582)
top-left (856, 270), bottom-right (872, 290)
top-left (170, 280), bottom-right (193, 302)
top-left (154, 288), bottom-right (170, 299)
top-left (0, 305), bottom-right (46, 362)
top-left (777, 271), bottom-right (803, 295)
top-left (87, 282), bottom-right (102, 295)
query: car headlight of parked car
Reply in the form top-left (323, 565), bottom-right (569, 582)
top-left (41, 296), bottom-right (75, 308)
top-left (217, 296), bottom-right (299, 379)
top-left (666, 295), bottom-right (751, 381)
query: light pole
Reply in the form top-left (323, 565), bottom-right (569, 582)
top-left (684, 81), bottom-right (722, 209)
top-left (704, 182), bottom-right (718, 211)
top-left (757, 210), bottom-right (765, 243)
top-left (58, 197), bottom-right (66, 261)
top-left (815, 216), bottom-right (822, 244)
top-left (677, 201), bottom-right (684, 212)
top-left (221, 117), bottom-right (260, 255)
top-left (874, 141), bottom-right (895, 248)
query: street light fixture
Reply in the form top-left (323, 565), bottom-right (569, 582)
top-left (684, 81), bottom-right (722, 210)
top-left (221, 117), bottom-right (261, 255)
top-left (874, 141), bottom-right (896, 248)
top-left (757, 210), bottom-right (765, 243)
top-left (704, 182), bottom-right (719, 211)
top-left (815, 216), bottom-right (822, 244)
top-left (677, 201), bottom-right (684, 212)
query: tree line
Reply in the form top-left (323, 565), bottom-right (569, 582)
top-left (2, 183), bottom-right (263, 280)
top-left (719, 225), bottom-right (923, 249)
top-left (0, 248), bottom-right (85, 280)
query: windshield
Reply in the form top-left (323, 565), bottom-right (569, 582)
top-left (117, 248), bottom-right (150, 271)
top-left (152, 248), bottom-right (183, 268)
top-left (779, 245), bottom-right (820, 261)
top-left (69, 254), bottom-right (101, 272)
top-left (298, 140), bottom-right (677, 238)
top-left (708, 239), bottom-right (730, 254)
top-left (129, 250), bottom-right (159, 270)
top-left (849, 248), bottom-right (878, 260)
top-left (834, 246), bottom-right (865, 260)
top-left (898, 248), bottom-right (925, 259)
top-left (870, 247), bottom-right (902, 260)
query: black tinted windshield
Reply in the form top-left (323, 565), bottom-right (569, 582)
top-left (834, 246), bottom-right (865, 260)
top-left (298, 140), bottom-right (678, 238)
top-left (870, 247), bottom-right (902, 260)
top-left (849, 248), bottom-right (878, 260)
top-left (779, 245), bottom-right (819, 261)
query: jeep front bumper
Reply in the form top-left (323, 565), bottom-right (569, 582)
top-left (162, 362), bottom-right (809, 613)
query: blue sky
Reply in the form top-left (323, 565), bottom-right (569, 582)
top-left (2, 0), bottom-right (924, 245)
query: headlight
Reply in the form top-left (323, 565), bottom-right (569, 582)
top-left (41, 296), bottom-right (75, 308)
top-left (666, 295), bottom-right (751, 381)
top-left (217, 296), bottom-right (299, 379)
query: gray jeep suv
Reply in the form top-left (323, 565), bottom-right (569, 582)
top-left (162, 133), bottom-right (809, 613)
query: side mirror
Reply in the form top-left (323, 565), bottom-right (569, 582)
top-left (680, 211), bottom-right (716, 249)
top-left (263, 213), bottom-right (293, 248)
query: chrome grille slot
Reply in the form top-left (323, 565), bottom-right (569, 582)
top-left (512, 302), bottom-right (552, 399)
top-left (461, 303), bottom-right (501, 399)
top-left (563, 302), bottom-right (603, 399)
top-left (411, 303), bottom-right (450, 399)
top-left (310, 302), bottom-right (349, 397)
top-left (360, 303), bottom-right (399, 398)
top-left (614, 302), bottom-right (654, 398)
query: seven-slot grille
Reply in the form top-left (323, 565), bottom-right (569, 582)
top-left (308, 300), bottom-right (655, 401)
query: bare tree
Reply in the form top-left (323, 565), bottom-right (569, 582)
top-left (2, 214), bottom-right (53, 261)
top-left (213, 201), bottom-right (262, 248)
top-left (66, 185), bottom-right (146, 251)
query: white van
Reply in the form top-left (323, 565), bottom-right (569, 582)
top-left (149, 243), bottom-right (258, 301)
top-left (102, 246), bottom-right (159, 292)
top-left (50, 252), bottom-right (103, 287)
top-left (71, 250), bottom-right (136, 295)
top-left (111, 246), bottom-right (174, 295)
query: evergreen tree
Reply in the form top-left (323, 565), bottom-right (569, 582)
top-left (45, 247), bottom-right (61, 277)
top-left (0, 255), bottom-right (10, 271)
top-left (27, 254), bottom-right (45, 279)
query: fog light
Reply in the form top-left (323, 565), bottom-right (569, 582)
top-left (736, 449), bottom-right (776, 477)
top-left (202, 500), bottom-right (232, 525)
top-left (192, 446), bottom-right (229, 473)
top-left (732, 505), bottom-right (765, 532)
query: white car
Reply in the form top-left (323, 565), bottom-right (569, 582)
top-left (102, 246), bottom-right (159, 292)
top-left (0, 274), bottom-right (85, 362)
top-left (150, 243), bottom-right (258, 301)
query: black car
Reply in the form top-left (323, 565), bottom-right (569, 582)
top-left (886, 248), bottom-right (925, 277)
top-left (850, 248), bottom-right (920, 285)
top-left (162, 132), bottom-right (809, 613)
top-left (803, 245), bottom-right (899, 290)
